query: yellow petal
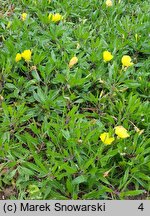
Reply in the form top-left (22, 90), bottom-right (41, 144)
top-left (100, 132), bottom-right (115, 145)
top-left (103, 51), bottom-right (113, 62)
top-left (21, 13), bottom-right (27, 21)
top-left (69, 56), bottom-right (78, 68)
top-left (48, 13), bottom-right (62, 22)
top-left (15, 53), bottom-right (22, 62)
top-left (115, 126), bottom-right (130, 138)
top-left (121, 55), bottom-right (133, 67)
top-left (21, 49), bottom-right (32, 61)
top-left (106, 0), bottom-right (113, 7)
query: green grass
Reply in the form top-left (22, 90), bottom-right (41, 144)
top-left (0, 0), bottom-right (150, 200)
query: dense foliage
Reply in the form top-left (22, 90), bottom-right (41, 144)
top-left (0, 0), bottom-right (150, 199)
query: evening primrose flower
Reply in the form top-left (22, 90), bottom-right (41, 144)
top-left (69, 56), bottom-right (78, 68)
top-left (15, 53), bottom-right (22, 62)
top-left (48, 13), bottom-right (62, 23)
top-left (52, 13), bottom-right (62, 22)
top-left (103, 51), bottom-right (113, 62)
top-left (21, 49), bottom-right (32, 61)
top-left (121, 55), bottom-right (133, 67)
top-left (115, 126), bottom-right (130, 138)
top-left (106, 0), bottom-right (113, 7)
top-left (100, 132), bottom-right (115, 145)
top-left (21, 13), bottom-right (27, 21)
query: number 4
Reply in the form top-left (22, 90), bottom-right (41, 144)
top-left (138, 203), bottom-right (144, 211)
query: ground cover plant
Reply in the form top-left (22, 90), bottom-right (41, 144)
top-left (0, 0), bottom-right (150, 200)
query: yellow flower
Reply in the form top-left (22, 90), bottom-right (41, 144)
top-left (100, 132), bottom-right (115, 145)
top-left (21, 13), bottom-right (27, 21)
top-left (121, 55), bottom-right (133, 67)
top-left (69, 56), bottom-right (78, 68)
top-left (48, 13), bottom-right (62, 23)
top-left (21, 49), bottom-right (32, 61)
top-left (15, 53), bottom-right (22, 62)
top-left (103, 51), bottom-right (113, 62)
top-left (115, 126), bottom-right (130, 138)
top-left (106, 0), bottom-right (113, 7)
top-left (52, 13), bottom-right (62, 22)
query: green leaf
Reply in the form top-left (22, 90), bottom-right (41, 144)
top-left (72, 175), bottom-right (87, 185)
top-left (119, 168), bottom-right (130, 190)
top-left (120, 190), bottom-right (145, 199)
top-left (31, 70), bottom-right (41, 82)
top-left (61, 129), bottom-right (70, 140)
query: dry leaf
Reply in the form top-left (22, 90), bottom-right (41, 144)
top-left (103, 170), bottom-right (110, 177)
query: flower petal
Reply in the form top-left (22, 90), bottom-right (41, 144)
top-left (15, 53), bottom-right (22, 62)
top-left (100, 132), bottom-right (115, 145)
top-left (69, 56), bottom-right (78, 68)
top-left (115, 126), bottom-right (130, 138)
top-left (103, 51), bottom-right (113, 62)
